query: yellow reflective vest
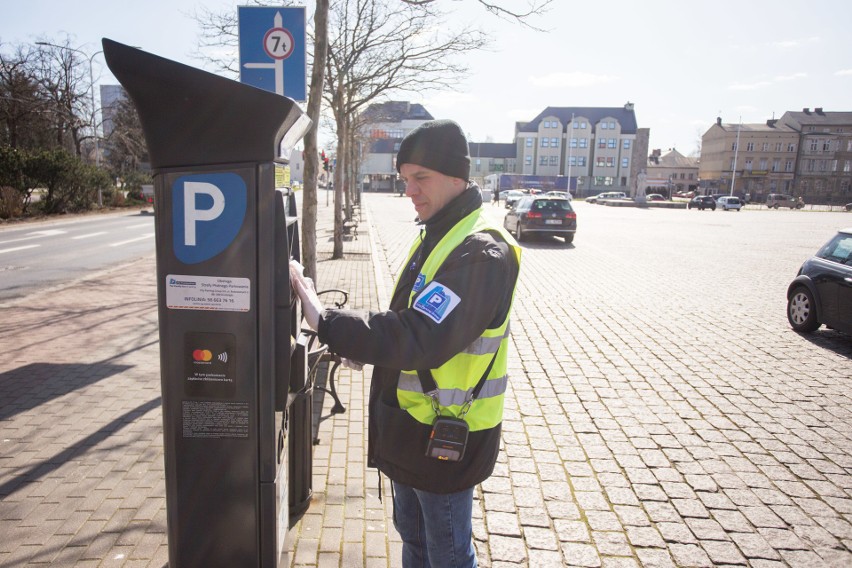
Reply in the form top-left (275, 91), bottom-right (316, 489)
top-left (394, 208), bottom-right (521, 432)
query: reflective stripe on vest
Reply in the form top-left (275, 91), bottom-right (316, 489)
top-left (395, 207), bottom-right (521, 432)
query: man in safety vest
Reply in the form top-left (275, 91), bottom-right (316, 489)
top-left (291, 119), bottom-right (521, 568)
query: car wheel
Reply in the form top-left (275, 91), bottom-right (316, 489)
top-left (773, 204), bottom-right (779, 209)
top-left (711, 205), bottom-right (716, 211)
top-left (563, 234), bottom-right (574, 245)
top-left (787, 286), bottom-right (820, 332)
top-left (516, 224), bottom-right (526, 242)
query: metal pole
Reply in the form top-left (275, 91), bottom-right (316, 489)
top-left (567, 113), bottom-right (574, 195)
top-left (730, 117), bottom-right (741, 196)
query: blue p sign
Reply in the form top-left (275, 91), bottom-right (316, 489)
top-left (172, 173), bottom-right (247, 264)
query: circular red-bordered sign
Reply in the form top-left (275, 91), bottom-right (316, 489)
top-left (263, 27), bottom-right (295, 60)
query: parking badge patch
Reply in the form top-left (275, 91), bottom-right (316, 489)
top-left (413, 281), bottom-right (460, 324)
top-left (413, 273), bottom-right (426, 293)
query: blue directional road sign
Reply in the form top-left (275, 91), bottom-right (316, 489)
top-left (239, 6), bottom-right (306, 101)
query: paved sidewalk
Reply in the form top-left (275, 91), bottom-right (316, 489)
top-left (3, 192), bottom-right (852, 567)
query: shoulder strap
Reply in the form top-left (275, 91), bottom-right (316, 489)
top-left (416, 344), bottom-right (501, 407)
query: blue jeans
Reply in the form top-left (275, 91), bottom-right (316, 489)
top-left (392, 481), bottom-right (477, 568)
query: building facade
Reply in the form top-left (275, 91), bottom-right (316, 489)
top-left (700, 109), bottom-right (852, 204)
top-left (644, 149), bottom-right (700, 196)
top-left (777, 108), bottom-right (852, 205)
top-left (513, 103), bottom-right (647, 196)
top-left (700, 118), bottom-right (799, 200)
top-left (357, 101), bottom-right (433, 192)
top-left (356, 101), bottom-right (649, 196)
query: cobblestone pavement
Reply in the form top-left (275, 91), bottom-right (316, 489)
top-left (2, 193), bottom-right (852, 567)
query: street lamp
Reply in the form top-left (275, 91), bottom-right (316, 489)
top-left (36, 41), bottom-right (104, 204)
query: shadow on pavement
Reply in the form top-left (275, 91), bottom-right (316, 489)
top-left (0, 395), bottom-right (161, 498)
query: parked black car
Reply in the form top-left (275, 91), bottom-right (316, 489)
top-left (786, 228), bottom-right (852, 334)
top-left (504, 196), bottom-right (576, 244)
top-left (688, 196), bottom-right (716, 210)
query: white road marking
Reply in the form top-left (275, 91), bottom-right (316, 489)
top-left (72, 232), bottom-right (108, 240)
top-left (0, 229), bottom-right (67, 246)
top-left (0, 244), bottom-right (40, 254)
top-left (109, 233), bottom-right (155, 247)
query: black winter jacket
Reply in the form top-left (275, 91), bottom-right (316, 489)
top-left (318, 185), bottom-right (519, 492)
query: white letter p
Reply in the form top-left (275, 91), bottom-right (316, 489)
top-left (184, 182), bottom-right (225, 246)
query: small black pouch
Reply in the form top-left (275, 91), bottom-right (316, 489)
top-left (425, 416), bottom-right (469, 462)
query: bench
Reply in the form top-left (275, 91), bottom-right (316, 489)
top-left (343, 218), bottom-right (359, 239)
top-left (303, 288), bottom-right (350, 444)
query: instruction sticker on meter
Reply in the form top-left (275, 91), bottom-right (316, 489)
top-left (166, 274), bottom-right (251, 312)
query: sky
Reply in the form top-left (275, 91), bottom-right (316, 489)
top-left (3, 0), bottom-right (851, 156)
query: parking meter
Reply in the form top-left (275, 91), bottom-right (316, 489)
top-left (103, 39), bottom-right (311, 567)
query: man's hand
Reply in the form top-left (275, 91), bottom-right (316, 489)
top-left (289, 260), bottom-right (323, 331)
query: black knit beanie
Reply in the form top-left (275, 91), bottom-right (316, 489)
top-left (396, 119), bottom-right (470, 180)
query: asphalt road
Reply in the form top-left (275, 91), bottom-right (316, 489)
top-left (0, 210), bottom-right (155, 302)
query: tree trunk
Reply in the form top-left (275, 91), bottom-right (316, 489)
top-left (332, 103), bottom-right (346, 259)
top-left (300, 0), bottom-right (329, 281)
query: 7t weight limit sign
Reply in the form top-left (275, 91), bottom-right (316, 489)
top-left (263, 27), bottom-right (295, 60)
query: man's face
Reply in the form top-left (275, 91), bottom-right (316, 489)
top-left (399, 163), bottom-right (466, 222)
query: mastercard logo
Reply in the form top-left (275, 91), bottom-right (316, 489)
top-left (192, 349), bottom-right (213, 362)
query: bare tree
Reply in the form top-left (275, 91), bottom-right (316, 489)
top-left (32, 40), bottom-right (93, 157)
top-left (300, 0), bottom-right (329, 282)
top-left (401, 0), bottom-right (553, 29)
top-left (104, 97), bottom-right (148, 174)
top-left (324, 0), bottom-right (488, 258)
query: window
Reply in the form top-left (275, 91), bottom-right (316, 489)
top-left (606, 157), bottom-right (614, 167)
top-left (730, 158), bottom-right (736, 170)
top-left (785, 159), bottom-right (793, 172)
top-left (578, 156), bottom-right (587, 166)
top-left (581, 122), bottom-right (587, 129)
top-left (759, 158), bottom-right (767, 170)
top-left (525, 156), bottom-right (532, 165)
top-left (599, 138), bottom-right (607, 149)
top-left (570, 138), bottom-right (578, 148)
top-left (475, 159), bottom-right (481, 172)
top-left (622, 158), bottom-right (629, 168)
top-left (549, 155), bottom-right (559, 165)
top-left (595, 176), bottom-right (605, 185)
top-left (596, 157), bottom-right (606, 167)
top-left (772, 159), bottom-right (780, 172)
top-left (788, 143), bottom-right (796, 152)
top-left (807, 159), bottom-right (814, 172)
top-left (608, 121), bottom-right (616, 129)
top-left (819, 160), bottom-right (827, 171)
top-left (810, 139), bottom-right (818, 152)
top-left (680, 173), bottom-right (685, 179)
top-left (543, 120), bottom-right (550, 128)
top-left (688, 173), bottom-right (694, 180)
top-left (823, 140), bottom-right (831, 152)
top-left (731, 142), bottom-right (738, 151)
top-left (526, 138), bottom-right (533, 147)
top-left (551, 137), bottom-right (559, 147)
top-left (746, 142), bottom-right (754, 151)
top-left (539, 156), bottom-right (548, 165)
top-left (776, 142), bottom-right (782, 152)
top-left (569, 156), bottom-right (577, 166)
top-left (745, 159), bottom-right (752, 172)
top-left (762, 143), bottom-right (769, 152)
top-left (623, 140), bottom-right (631, 150)
top-left (608, 139), bottom-right (617, 149)
top-left (579, 138), bottom-right (588, 148)
top-left (600, 122), bottom-right (608, 130)
top-left (604, 176), bottom-right (614, 186)
top-left (541, 138), bottom-right (549, 148)
top-left (845, 160), bottom-right (851, 173)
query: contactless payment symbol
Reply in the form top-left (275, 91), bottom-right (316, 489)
top-left (172, 173), bottom-right (247, 264)
top-left (413, 281), bottom-right (461, 324)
